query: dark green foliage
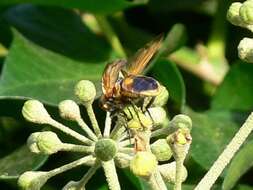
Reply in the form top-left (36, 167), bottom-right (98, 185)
top-left (0, 0), bottom-right (252, 189)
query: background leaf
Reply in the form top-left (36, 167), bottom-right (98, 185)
top-left (0, 145), bottom-right (48, 179)
top-left (151, 59), bottom-right (185, 110)
top-left (0, 0), bottom-right (147, 14)
top-left (222, 140), bottom-right (253, 190)
top-left (212, 62), bottom-right (253, 112)
top-left (185, 109), bottom-right (245, 169)
top-left (4, 5), bottom-right (111, 62)
top-left (0, 31), bottom-right (109, 105)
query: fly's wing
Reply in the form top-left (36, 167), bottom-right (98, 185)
top-left (126, 34), bottom-right (163, 75)
top-left (102, 59), bottom-right (127, 97)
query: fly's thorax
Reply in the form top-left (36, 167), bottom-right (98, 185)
top-left (121, 75), bottom-right (161, 98)
top-left (99, 95), bottom-right (115, 112)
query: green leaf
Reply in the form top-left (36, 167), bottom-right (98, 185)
top-left (0, 0), bottom-right (147, 14)
top-left (160, 23), bottom-right (187, 55)
top-left (236, 185), bottom-right (253, 190)
top-left (222, 140), bottom-right (253, 190)
top-left (110, 17), bottom-right (186, 56)
top-left (0, 145), bottom-right (48, 179)
top-left (0, 30), bottom-right (110, 105)
top-left (212, 62), bottom-right (253, 111)
top-left (109, 16), bottom-right (153, 54)
top-left (122, 169), bottom-right (142, 190)
top-left (4, 5), bottom-right (111, 62)
top-left (185, 109), bottom-right (244, 169)
top-left (148, 0), bottom-right (206, 12)
top-left (151, 59), bottom-right (186, 110)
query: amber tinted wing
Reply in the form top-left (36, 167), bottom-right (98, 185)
top-left (126, 34), bottom-right (163, 75)
top-left (102, 59), bottom-right (126, 97)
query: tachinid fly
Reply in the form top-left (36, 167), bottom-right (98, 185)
top-left (100, 35), bottom-right (163, 113)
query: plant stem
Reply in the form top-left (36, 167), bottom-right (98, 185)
top-left (95, 15), bottom-right (127, 58)
top-left (110, 121), bottom-right (126, 140)
top-left (48, 119), bottom-right (93, 145)
top-left (61, 143), bottom-right (94, 153)
top-left (104, 112), bottom-right (112, 137)
top-left (85, 103), bottom-right (102, 138)
top-left (102, 160), bottom-right (121, 190)
top-left (174, 159), bottom-right (184, 190)
top-left (206, 0), bottom-right (230, 59)
top-left (118, 138), bottom-right (135, 147)
top-left (76, 117), bottom-right (98, 141)
top-left (47, 155), bottom-right (95, 178)
top-left (118, 147), bottom-right (134, 154)
top-left (148, 170), bottom-right (167, 190)
top-left (194, 112), bottom-right (253, 190)
top-left (77, 162), bottom-right (101, 189)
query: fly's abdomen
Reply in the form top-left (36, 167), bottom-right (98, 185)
top-left (121, 75), bottom-right (161, 97)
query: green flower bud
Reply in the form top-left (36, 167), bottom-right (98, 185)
top-left (171, 114), bottom-right (192, 130)
top-left (127, 112), bottom-right (152, 130)
top-left (74, 80), bottom-right (96, 104)
top-left (158, 162), bottom-right (187, 183)
top-left (238, 37), bottom-right (253, 63)
top-left (27, 131), bottom-right (63, 155)
top-left (167, 128), bottom-right (192, 145)
top-left (161, 117), bottom-right (170, 128)
top-left (22, 100), bottom-right (51, 124)
top-left (18, 171), bottom-right (48, 190)
top-left (130, 151), bottom-right (157, 178)
top-left (152, 86), bottom-right (169, 106)
top-left (240, 0), bottom-right (253, 24)
top-left (95, 138), bottom-right (117, 161)
top-left (37, 131), bottom-right (63, 154)
top-left (151, 139), bottom-right (172, 161)
top-left (27, 132), bottom-right (41, 154)
top-left (227, 2), bottom-right (244, 26)
top-left (59, 100), bottom-right (81, 121)
top-left (147, 107), bottom-right (167, 126)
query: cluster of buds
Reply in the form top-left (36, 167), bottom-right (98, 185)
top-left (227, 0), bottom-right (253, 63)
top-left (19, 80), bottom-right (192, 190)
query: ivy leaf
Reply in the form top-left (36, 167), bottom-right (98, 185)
top-left (151, 59), bottom-right (185, 110)
top-left (212, 62), bottom-right (253, 112)
top-left (0, 145), bottom-right (48, 179)
top-left (0, 31), bottom-right (109, 105)
top-left (222, 140), bottom-right (253, 190)
top-left (0, 0), bottom-right (147, 14)
top-left (4, 5), bottom-right (111, 62)
top-left (185, 109), bottom-right (245, 169)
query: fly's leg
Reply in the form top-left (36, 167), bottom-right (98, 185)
top-left (129, 100), bottom-right (146, 130)
top-left (119, 111), bottom-right (133, 145)
top-left (144, 97), bottom-right (156, 125)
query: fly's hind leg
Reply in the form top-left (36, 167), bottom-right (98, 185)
top-left (129, 100), bottom-right (146, 130)
top-left (142, 97), bottom-right (156, 126)
top-left (118, 111), bottom-right (133, 145)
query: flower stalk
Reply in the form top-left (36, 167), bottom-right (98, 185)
top-left (85, 103), bottom-right (102, 138)
top-left (194, 112), bottom-right (253, 190)
top-left (102, 160), bottom-right (121, 190)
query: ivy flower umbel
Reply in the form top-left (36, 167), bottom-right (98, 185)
top-left (19, 80), bottom-right (192, 190)
top-left (227, 0), bottom-right (253, 63)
